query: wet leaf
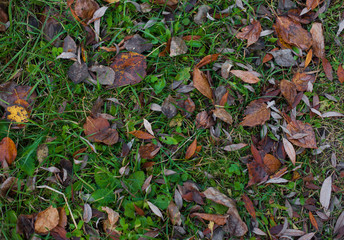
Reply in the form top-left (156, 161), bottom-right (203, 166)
top-left (263, 154), bottom-right (281, 175)
top-left (185, 138), bottom-right (197, 160)
top-left (282, 137), bottom-right (296, 165)
top-left (242, 194), bottom-right (256, 220)
top-left (230, 70), bottom-right (260, 84)
top-left (337, 65), bottom-right (344, 83)
top-left (292, 72), bottom-right (315, 91)
top-left (0, 137), bottom-right (17, 167)
top-left (34, 206), bottom-right (59, 234)
top-left (240, 100), bottom-right (271, 127)
top-left (129, 130), bottom-right (155, 140)
top-left (322, 57), bottom-right (333, 81)
top-left (280, 79), bottom-right (297, 106)
top-left (286, 120), bottom-right (317, 149)
top-left (168, 201), bottom-right (182, 225)
top-left (193, 67), bottom-right (213, 100)
top-left (196, 54), bottom-right (220, 68)
top-left (83, 116), bottom-right (119, 145)
top-left (124, 34), bottom-right (153, 54)
top-left (110, 52), bottom-right (147, 87)
top-left (310, 22), bottom-right (325, 59)
top-left (274, 16), bottom-right (312, 50)
top-left (213, 108), bottom-right (233, 124)
top-left (170, 37), bottom-right (187, 57)
top-left (236, 20), bottom-right (262, 47)
top-left (139, 143), bottom-right (160, 159)
top-left (191, 213), bottom-right (228, 225)
top-left (320, 176), bottom-right (332, 211)
top-left (88, 65), bottom-right (115, 85)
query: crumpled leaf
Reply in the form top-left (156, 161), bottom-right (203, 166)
top-left (83, 116), bottom-right (119, 145)
top-left (139, 143), bottom-right (160, 159)
top-left (170, 37), bottom-right (188, 57)
top-left (230, 70), bottom-right (260, 84)
top-left (195, 111), bottom-right (214, 129)
top-left (68, 62), bottom-right (91, 84)
top-left (320, 176), bottom-right (332, 211)
top-left (236, 20), bottom-right (262, 47)
top-left (292, 72), bottom-right (315, 91)
top-left (240, 100), bottom-right (271, 127)
top-left (310, 22), bottom-right (325, 59)
top-left (280, 79), bottom-right (297, 106)
top-left (110, 52), bottom-right (147, 88)
top-left (124, 34), bottom-right (153, 54)
top-left (0, 137), bottom-right (17, 167)
top-left (193, 67), bottom-right (213, 100)
top-left (35, 206), bottom-right (59, 234)
top-left (274, 16), bottom-right (312, 50)
top-left (74, 0), bottom-right (99, 23)
top-left (102, 206), bottom-right (120, 232)
top-left (286, 120), bottom-right (317, 149)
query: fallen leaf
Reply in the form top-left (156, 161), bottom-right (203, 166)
top-left (230, 70), bottom-right (260, 84)
top-left (151, 0), bottom-right (178, 7)
top-left (182, 35), bottom-right (201, 41)
top-left (74, 0), bottom-right (99, 23)
top-left (68, 62), bottom-right (91, 84)
top-left (307, 0), bottom-right (322, 10)
top-left (191, 213), bottom-right (228, 225)
top-left (263, 154), bottom-right (281, 175)
top-left (63, 35), bottom-right (77, 53)
top-left (83, 116), bottom-right (119, 145)
top-left (83, 204), bottom-right (92, 223)
top-left (322, 111), bottom-right (344, 118)
top-left (142, 175), bottom-right (153, 192)
top-left (274, 16), bottom-right (312, 50)
top-left (221, 60), bottom-right (233, 79)
top-left (334, 211), bottom-right (344, 234)
top-left (309, 211), bottom-right (319, 230)
top-left (0, 137), bottom-right (17, 167)
top-left (213, 108), bottom-right (233, 124)
top-left (147, 201), bottom-right (164, 220)
top-left (310, 22), bottom-right (325, 59)
top-left (143, 119), bottom-right (154, 136)
top-left (36, 144), bottom-right (49, 164)
top-left (170, 37), bottom-right (187, 57)
top-left (162, 96), bottom-right (177, 119)
top-left (242, 194), bottom-right (256, 220)
top-left (240, 100), bottom-right (271, 127)
top-left (124, 34), bottom-right (153, 54)
top-left (280, 79), bottom-right (297, 106)
top-left (35, 206), bottom-right (59, 234)
top-left (269, 49), bottom-right (297, 67)
top-left (168, 201), bottom-right (182, 225)
top-left (195, 111), bottom-right (214, 129)
top-left (320, 176), bottom-right (332, 211)
top-left (247, 160), bottom-right (268, 186)
top-left (236, 20), bottom-right (262, 47)
top-left (193, 67), bottom-right (213, 100)
top-left (110, 52), bottom-right (147, 87)
top-left (194, 5), bottom-right (210, 25)
top-left (0, 4), bottom-right (8, 32)
top-left (305, 49), bottom-right (313, 68)
top-left (337, 65), bottom-right (344, 83)
top-left (129, 130), bottom-right (155, 140)
top-left (139, 143), bottom-right (160, 159)
top-left (88, 65), bottom-right (115, 85)
top-left (286, 120), bottom-right (317, 149)
top-left (322, 57), bottom-right (333, 81)
top-left (299, 232), bottom-right (315, 240)
top-left (17, 214), bottom-right (36, 239)
top-left (102, 206), bottom-right (120, 232)
top-left (292, 72), bottom-right (315, 91)
top-left (185, 138), bottom-right (197, 160)
top-left (283, 137), bottom-right (296, 165)
top-left (196, 54), bottom-right (220, 68)
top-left (223, 143), bottom-right (247, 151)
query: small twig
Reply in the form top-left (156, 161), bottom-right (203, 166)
top-left (36, 185), bottom-right (77, 229)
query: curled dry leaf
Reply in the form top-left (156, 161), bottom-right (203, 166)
top-left (274, 16), bottom-right (312, 50)
top-left (193, 67), bottom-right (213, 100)
top-left (263, 154), bottom-right (281, 175)
top-left (139, 143), bottom-right (160, 159)
top-left (168, 201), bottom-right (182, 225)
top-left (286, 120), bottom-right (317, 149)
top-left (129, 130), bottom-right (155, 140)
top-left (242, 194), bottom-right (256, 220)
top-left (292, 72), bottom-right (316, 92)
top-left (110, 52), bottom-right (147, 88)
top-left (83, 116), bottom-right (119, 145)
top-left (213, 108), bottom-right (233, 124)
top-left (310, 22), bottom-right (325, 59)
top-left (0, 137), bottom-right (17, 167)
top-left (191, 213), bottom-right (228, 225)
top-left (102, 206), bottom-right (120, 232)
top-left (230, 70), bottom-right (260, 84)
top-left (282, 138), bottom-right (296, 165)
top-left (240, 100), bottom-right (271, 127)
top-left (196, 54), bottom-right (220, 68)
top-left (34, 206), bottom-right (59, 234)
top-left (280, 80), bottom-right (297, 106)
top-left (236, 20), bottom-right (262, 47)
top-left (185, 138), bottom-right (197, 160)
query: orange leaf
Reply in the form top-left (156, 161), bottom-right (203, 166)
top-left (322, 57), bottom-right (333, 81)
top-left (262, 53), bottom-right (273, 63)
top-left (309, 211), bottom-right (319, 231)
top-left (337, 65), bottom-right (344, 83)
top-left (307, 0), bottom-right (322, 10)
top-left (305, 49), bottom-right (313, 68)
top-left (230, 70), bottom-right (260, 84)
top-left (236, 20), bottom-right (262, 47)
top-left (129, 130), bottom-right (155, 140)
top-left (182, 35), bottom-right (201, 41)
top-left (263, 154), bottom-right (281, 175)
top-left (193, 67), bottom-right (213, 100)
top-left (190, 213), bottom-right (228, 225)
top-left (242, 194), bottom-right (256, 220)
top-left (185, 138), bottom-right (197, 159)
top-left (292, 72), bottom-right (316, 92)
top-left (196, 54), bottom-right (220, 68)
top-left (0, 137), bottom-right (17, 166)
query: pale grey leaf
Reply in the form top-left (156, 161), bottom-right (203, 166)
top-left (320, 176), bottom-right (332, 211)
top-left (298, 232), bottom-right (315, 240)
top-left (147, 201), bottom-right (164, 220)
top-left (83, 203), bottom-right (92, 223)
top-left (56, 52), bottom-right (77, 60)
top-left (334, 211), bottom-right (344, 233)
top-left (322, 111), bottom-right (344, 118)
top-left (143, 119), bottom-right (154, 136)
top-left (270, 49), bottom-right (297, 67)
top-left (260, 30), bottom-right (274, 37)
top-left (337, 19), bottom-right (344, 36)
top-left (223, 143), bottom-right (247, 151)
top-left (253, 227), bottom-right (266, 236)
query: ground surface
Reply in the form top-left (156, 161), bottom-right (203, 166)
top-left (0, 0), bottom-right (344, 239)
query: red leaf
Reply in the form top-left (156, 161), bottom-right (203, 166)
top-left (242, 194), bottom-right (256, 220)
top-left (337, 65), bottom-right (344, 83)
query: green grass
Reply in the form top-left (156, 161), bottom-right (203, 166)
top-left (1, 0), bottom-right (344, 239)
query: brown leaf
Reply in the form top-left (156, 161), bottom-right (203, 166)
top-left (134, 204), bottom-right (145, 216)
top-left (129, 130), bottom-right (155, 140)
top-left (262, 53), bottom-right (273, 63)
top-left (50, 226), bottom-right (68, 240)
top-left (283, 137), bottom-right (296, 165)
top-left (280, 79), bottom-right (297, 106)
top-left (307, 0), bottom-right (322, 10)
top-left (322, 57), bottom-right (333, 81)
top-left (151, 0), bottom-right (178, 7)
top-left (292, 72), bottom-right (315, 92)
top-left (274, 16), bottom-right (312, 50)
top-left (35, 206), bottom-right (59, 234)
top-left (167, 201), bottom-right (182, 225)
top-left (74, 0), bottom-right (99, 23)
top-left (230, 70), bottom-right (260, 84)
top-left (236, 20), bottom-right (262, 47)
top-left (185, 138), bottom-right (197, 159)
top-left (57, 207), bottom-right (67, 228)
top-left (203, 187), bottom-right (237, 209)
top-left (191, 213), bottom-right (228, 225)
top-left (182, 35), bottom-right (201, 41)
top-left (139, 144), bottom-right (160, 159)
top-left (195, 111), bottom-right (214, 129)
top-left (223, 143), bottom-right (247, 151)
top-left (83, 116), bottom-right (119, 145)
top-left (213, 108), bottom-right (233, 124)
top-left (263, 154), bottom-right (281, 175)
top-left (309, 211), bottom-right (319, 230)
top-left (337, 65), bottom-right (344, 83)
top-left (240, 100), bottom-right (271, 127)
top-left (17, 214), bottom-right (36, 239)
top-left (110, 52), bottom-right (147, 87)
top-left (310, 22), bottom-right (325, 59)
top-left (170, 37), bottom-right (188, 57)
top-left (305, 49), bottom-right (313, 68)
top-left (247, 160), bottom-right (268, 186)
top-left (196, 54), bottom-right (220, 68)
top-left (286, 120), bottom-right (317, 149)
top-left (0, 5), bottom-right (8, 32)
top-left (193, 67), bottom-right (213, 100)
top-left (242, 194), bottom-right (256, 220)
top-left (0, 137), bottom-right (17, 166)
top-left (102, 206), bottom-right (120, 232)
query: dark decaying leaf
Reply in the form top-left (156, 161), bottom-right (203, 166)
top-left (63, 35), bottom-right (77, 53)
top-left (139, 143), bottom-right (160, 159)
top-left (162, 96), bottom-right (177, 119)
top-left (213, 108), bottom-right (233, 124)
top-left (17, 214), bottom-right (36, 239)
top-left (151, 0), bottom-right (178, 7)
top-left (322, 57), bottom-right (333, 81)
top-left (41, 8), bottom-right (63, 45)
top-left (110, 52), bottom-right (147, 87)
top-left (337, 65), bottom-right (344, 83)
top-left (68, 62), bottom-right (91, 84)
top-left (247, 160), bottom-right (268, 186)
top-left (195, 111), bottom-right (214, 129)
top-left (185, 138), bottom-right (197, 160)
top-left (177, 97), bottom-right (195, 118)
top-left (310, 22), bottom-right (325, 59)
top-left (230, 70), bottom-right (260, 84)
top-left (193, 67), bottom-right (213, 100)
top-left (236, 20), bottom-right (262, 47)
top-left (0, 4), bottom-right (8, 32)
top-left (83, 116), bottom-right (119, 145)
top-left (292, 72), bottom-right (315, 91)
top-left (269, 49), bottom-right (297, 67)
top-left (0, 137), bottom-right (17, 167)
top-left (286, 120), bottom-right (317, 149)
top-left (169, 37), bottom-right (188, 57)
top-left (242, 194), bottom-right (256, 220)
top-left (0, 82), bottom-right (37, 109)
top-left (124, 34), bottom-right (153, 54)
top-left (280, 79), bottom-right (297, 106)
top-left (274, 16), bottom-right (312, 50)
top-left (240, 100), bottom-right (271, 127)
